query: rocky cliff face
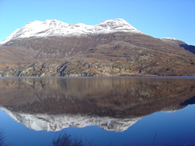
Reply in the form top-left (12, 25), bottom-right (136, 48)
top-left (0, 19), bottom-right (195, 76)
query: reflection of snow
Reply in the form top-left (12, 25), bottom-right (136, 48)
top-left (162, 106), bottom-right (183, 113)
top-left (162, 110), bottom-right (177, 113)
top-left (1, 107), bottom-right (142, 132)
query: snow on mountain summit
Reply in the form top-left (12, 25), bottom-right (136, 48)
top-left (0, 19), bottom-right (142, 44)
top-left (99, 18), bottom-right (133, 29)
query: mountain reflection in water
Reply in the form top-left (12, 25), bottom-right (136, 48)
top-left (0, 77), bottom-right (195, 132)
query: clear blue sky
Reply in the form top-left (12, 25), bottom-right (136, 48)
top-left (0, 0), bottom-right (195, 45)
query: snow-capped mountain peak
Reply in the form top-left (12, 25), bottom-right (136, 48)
top-left (0, 18), bottom-right (142, 44)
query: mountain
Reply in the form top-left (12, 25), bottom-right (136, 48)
top-left (0, 19), bottom-right (195, 77)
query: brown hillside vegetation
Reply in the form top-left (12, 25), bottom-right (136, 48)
top-left (0, 32), bottom-right (195, 76)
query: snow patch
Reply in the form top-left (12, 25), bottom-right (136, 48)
top-left (161, 37), bottom-right (183, 42)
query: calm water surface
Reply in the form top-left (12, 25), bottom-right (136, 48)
top-left (0, 77), bottom-right (195, 146)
